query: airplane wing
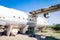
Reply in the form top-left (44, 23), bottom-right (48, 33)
top-left (29, 4), bottom-right (60, 16)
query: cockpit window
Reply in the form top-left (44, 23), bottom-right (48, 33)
top-left (30, 19), bottom-right (31, 21)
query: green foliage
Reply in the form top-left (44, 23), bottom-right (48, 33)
top-left (51, 24), bottom-right (60, 30)
top-left (43, 30), bottom-right (48, 33)
top-left (55, 31), bottom-right (60, 33)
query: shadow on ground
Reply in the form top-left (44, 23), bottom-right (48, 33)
top-left (0, 32), bottom-right (60, 40)
top-left (33, 34), bottom-right (60, 40)
top-left (0, 31), bottom-right (7, 36)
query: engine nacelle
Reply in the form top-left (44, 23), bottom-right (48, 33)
top-left (43, 13), bottom-right (50, 18)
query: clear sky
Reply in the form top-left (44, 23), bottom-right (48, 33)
top-left (0, 0), bottom-right (60, 25)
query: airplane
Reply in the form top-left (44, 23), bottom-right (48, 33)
top-left (0, 5), bottom-right (49, 36)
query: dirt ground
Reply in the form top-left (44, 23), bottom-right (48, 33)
top-left (0, 34), bottom-right (37, 40)
top-left (0, 32), bottom-right (60, 40)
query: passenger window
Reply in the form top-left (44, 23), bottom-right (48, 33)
top-left (3, 17), bottom-right (5, 19)
top-left (44, 22), bottom-right (46, 23)
top-left (27, 18), bottom-right (31, 21)
top-left (13, 16), bottom-right (15, 18)
top-left (0, 17), bottom-right (1, 18)
top-left (18, 17), bottom-right (20, 19)
top-left (23, 18), bottom-right (24, 20)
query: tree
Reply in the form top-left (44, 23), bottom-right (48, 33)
top-left (52, 24), bottom-right (60, 30)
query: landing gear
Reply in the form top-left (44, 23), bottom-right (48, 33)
top-left (26, 27), bottom-right (36, 37)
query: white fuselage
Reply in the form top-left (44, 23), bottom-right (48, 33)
top-left (0, 5), bottom-right (49, 27)
top-left (0, 6), bottom-right (49, 35)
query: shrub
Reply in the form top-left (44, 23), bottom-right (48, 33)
top-left (51, 24), bottom-right (60, 30)
top-left (43, 30), bottom-right (48, 33)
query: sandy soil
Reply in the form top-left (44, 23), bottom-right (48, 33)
top-left (0, 34), bottom-right (37, 40)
